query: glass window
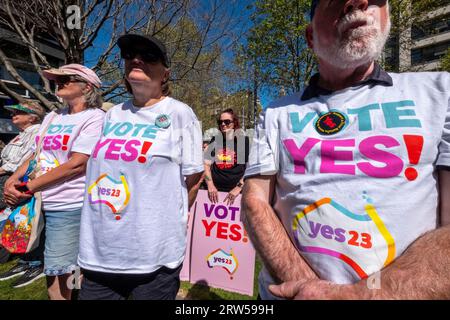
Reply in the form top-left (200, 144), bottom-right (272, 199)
top-left (411, 40), bottom-right (450, 65)
top-left (412, 13), bottom-right (450, 41)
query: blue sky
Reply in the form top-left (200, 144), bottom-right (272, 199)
top-left (84, 0), bottom-right (272, 108)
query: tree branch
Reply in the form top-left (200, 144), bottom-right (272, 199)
top-left (0, 47), bottom-right (54, 110)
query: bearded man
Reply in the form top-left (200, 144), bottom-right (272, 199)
top-left (241, 0), bottom-right (450, 299)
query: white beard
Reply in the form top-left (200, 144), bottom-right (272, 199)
top-left (313, 10), bottom-right (391, 69)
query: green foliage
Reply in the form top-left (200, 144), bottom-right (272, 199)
top-left (388, 0), bottom-right (447, 35)
top-left (241, 0), bottom-right (316, 98)
top-left (0, 259), bottom-right (48, 300)
top-left (386, 0), bottom-right (449, 72)
top-left (0, 257), bottom-right (263, 300)
top-left (439, 48), bottom-right (450, 72)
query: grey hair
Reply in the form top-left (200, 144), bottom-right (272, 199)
top-left (29, 113), bottom-right (41, 124)
top-left (83, 84), bottom-right (103, 109)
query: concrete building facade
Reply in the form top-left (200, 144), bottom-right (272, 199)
top-left (0, 26), bottom-right (64, 142)
top-left (385, 1), bottom-right (450, 72)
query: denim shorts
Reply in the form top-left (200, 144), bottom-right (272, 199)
top-left (44, 208), bottom-right (82, 276)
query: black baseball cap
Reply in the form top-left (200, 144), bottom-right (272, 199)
top-left (310, 0), bottom-right (319, 20)
top-left (117, 34), bottom-right (170, 67)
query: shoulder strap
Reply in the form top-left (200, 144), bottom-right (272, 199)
top-left (34, 111), bottom-right (57, 160)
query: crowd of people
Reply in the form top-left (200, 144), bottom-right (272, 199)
top-left (0, 32), bottom-right (249, 300)
top-left (0, 0), bottom-right (449, 300)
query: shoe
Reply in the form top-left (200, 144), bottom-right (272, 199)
top-left (0, 263), bottom-right (29, 281)
top-left (12, 266), bottom-right (45, 288)
top-left (0, 246), bottom-right (11, 264)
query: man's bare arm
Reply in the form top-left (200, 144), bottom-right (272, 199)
top-left (185, 172), bottom-right (204, 210)
top-left (439, 170), bottom-right (450, 226)
top-left (241, 175), bottom-right (317, 283)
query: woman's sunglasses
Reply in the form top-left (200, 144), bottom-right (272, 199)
top-left (10, 110), bottom-right (28, 116)
top-left (217, 119), bottom-right (233, 126)
top-left (55, 76), bottom-right (86, 86)
top-left (121, 50), bottom-right (160, 64)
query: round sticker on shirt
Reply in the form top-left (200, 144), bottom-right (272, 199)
top-left (315, 111), bottom-right (347, 135)
top-left (155, 114), bottom-right (171, 128)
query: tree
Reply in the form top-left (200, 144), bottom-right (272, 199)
top-left (239, 0), bottom-right (315, 101)
top-left (384, 0), bottom-right (449, 72)
top-left (0, 0), bottom-right (165, 108)
top-left (440, 48), bottom-right (450, 72)
top-left (0, 0), bottom-right (245, 112)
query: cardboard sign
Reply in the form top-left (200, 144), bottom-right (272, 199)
top-left (188, 190), bottom-right (255, 296)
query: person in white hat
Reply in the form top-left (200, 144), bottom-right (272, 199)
top-left (3, 63), bottom-right (105, 300)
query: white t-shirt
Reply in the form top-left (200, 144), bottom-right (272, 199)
top-left (78, 97), bottom-right (204, 274)
top-left (244, 72), bottom-right (450, 299)
top-left (35, 108), bottom-right (105, 211)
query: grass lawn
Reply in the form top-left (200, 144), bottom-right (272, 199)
top-left (0, 257), bottom-right (262, 300)
top-left (0, 259), bottom-right (47, 300)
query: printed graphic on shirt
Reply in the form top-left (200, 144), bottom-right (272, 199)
top-left (36, 124), bottom-right (76, 151)
top-left (206, 248), bottom-right (239, 278)
top-left (292, 197), bottom-right (396, 279)
top-left (92, 121), bottom-right (161, 164)
top-left (284, 100), bottom-right (424, 181)
top-left (88, 173), bottom-right (130, 220)
top-left (39, 154), bottom-right (60, 174)
top-left (215, 148), bottom-right (236, 169)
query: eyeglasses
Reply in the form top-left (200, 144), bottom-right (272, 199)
top-left (55, 76), bottom-right (86, 86)
top-left (121, 50), bottom-right (160, 64)
top-left (217, 119), bottom-right (233, 126)
top-left (10, 110), bottom-right (28, 116)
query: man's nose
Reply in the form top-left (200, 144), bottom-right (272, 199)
top-left (131, 54), bottom-right (144, 64)
top-left (343, 0), bottom-right (369, 15)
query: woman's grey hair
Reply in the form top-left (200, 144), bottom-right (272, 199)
top-left (82, 84), bottom-right (103, 109)
top-left (29, 113), bottom-right (41, 124)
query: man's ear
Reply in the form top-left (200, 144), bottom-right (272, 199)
top-left (84, 83), bottom-right (93, 93)
top-left (306, 24), bottom-right (314, 49)
top-left (163, 69), bottom-right (170, 82)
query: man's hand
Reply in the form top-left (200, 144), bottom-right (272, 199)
top-left (224, 186), bottom-right (241, 206)
top-left (269, 279), bottom-right (372, 300)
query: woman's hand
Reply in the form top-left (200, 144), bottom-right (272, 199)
top-left (224, 186), bottom-right (241, 206)
top-left (3, 176), bottom-right (31, 207)
top-left (207, 183), bottom-right (219, 204)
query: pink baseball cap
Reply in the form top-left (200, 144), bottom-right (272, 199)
top-left (43, 64), bottom-right (102, 88)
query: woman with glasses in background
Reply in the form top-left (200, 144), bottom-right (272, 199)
top-left (3, 64), bottom-right (104, 299)
top-left (204, 108), bottom-right (250, 206)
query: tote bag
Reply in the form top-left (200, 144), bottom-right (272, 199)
top-left (1, 112), bottom-right (56, 254)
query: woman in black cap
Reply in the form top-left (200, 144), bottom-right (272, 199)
top-left (77, 34), bottom-right (204, 300)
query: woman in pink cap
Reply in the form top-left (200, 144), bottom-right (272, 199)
top-left (3, 64), bottom-right (105, 300)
